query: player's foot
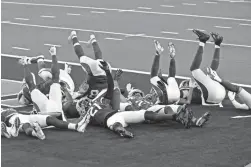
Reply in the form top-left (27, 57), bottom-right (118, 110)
top-left (1, 122), bottom-right (11, 138)
top-left (196, 112), bottom-right (211, 127)
top-left (210, 32), bottom-right (223, 46)
top-left (88, 34), bottom-right (97, 44)
top-left (10, 116), bottom-right (21, 137)
top-left (192, 29), bottom-right (210, 43)
top-left (175, 104), bottom-right (193, 129)
top-left (168, 42), bottom-right (176, 58)
top-left (154, 40), bottom-right (164, 55)
top-left (113, 123), bottom-right (134, 138)
top-left (77, 112), bottom-right (91, 133)
top-left (33, 122), bottom-right (46, 140)
top-left (207, 67), bottom-right (222, 82)
top-left (68, 31), bottom-right (77, 42)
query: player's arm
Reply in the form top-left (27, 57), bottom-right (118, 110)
top-left (228, 92), bottom-right (249, 110)
top-left (99, 61), bottom-right (114, 100)
top-left (62, 87), bottom-right (74, 112)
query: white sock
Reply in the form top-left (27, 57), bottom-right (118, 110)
top-left (199, 42), bottom-right (205, 47)
top-left (68, 123), bottom-right (77, 130)
top-left (215, 45), bottom-right (220, 48)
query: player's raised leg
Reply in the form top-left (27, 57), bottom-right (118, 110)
top-left (89, 34), bottom-right (103, 60)
top-left (209, 32), bottom-right (223, 72)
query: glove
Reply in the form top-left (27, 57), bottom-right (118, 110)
top-left (228, 91), bottom-right (236, 101)
top-left (49, 46), bottom-right (56, 56)
top-left (114, 69), bottom-right (123, 81)
top-left (154, 40), bottom-right (164, 55)
top-left (99, 60), bottom-right (110, 71)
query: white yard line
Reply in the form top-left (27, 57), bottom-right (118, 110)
top-left (44, 44), bottom-right (62, 47)
top-left (2, 53), bottom-right (251, 88)
top-left (239, 23), bottom-right (251, 26)
top-left (105, 37), bottom-right (123, 41)
top-left (2, 1), bottom-right (251, 22)
top-left (187, 28), bottom-right (206, 32)
top-left (67, 13), bottom-right (81, 16)
top-left (12, 46), bottom-right (30, 51)
top-left (214, 26), bottom-right (232, 29)
top-left (161, 31), bottom-right (179, 35)
top-left (14, 17), bottom-right (29, 21)
top-left (137, 7), bottom-right (152, 10)
top-left (2, 21), bottom-right (251, 48)
top-left (160, 5), bottom-right (175, 8)
top-left (1, 78), bottom-right (23, 83)
top-left (204, 1), bottom-right (218, 4)
top-left (231, 115), bottom-right (251, 119)
top-left (91, 11), bottom-right (105, 14)
top-left (40, 15), bottom-right (56, 18)
top-left (182, 3), bottom-right (197, 5)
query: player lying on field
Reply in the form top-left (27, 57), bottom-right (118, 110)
top-left (1, 107), bottom-right (88, 140)
top-left (150, 40), bottom-right (180, 105)
top-left (178, 30), bottom-right (226, 106)
top-left (17, 55), bottom-right (75, 106)
top-left (208, 69), bottom-right (251, 110)
top-left (18, 46), bottom-right (70, 119)
top-left (79, 61), bottom-right (211, 139)
top-left (68, 31), bottom-right (112, 100)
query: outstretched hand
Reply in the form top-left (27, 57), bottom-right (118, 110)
top-left (99, 60), bottom-right (110, 71)
top-left (114, 69), bottom-right (123, 81)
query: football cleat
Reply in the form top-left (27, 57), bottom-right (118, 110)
top-left (168, 42), bottom-right (176, 58)
top-left (154, 40), bottom-right (164, 55)
top-left (192, 29), bottom-right (210, 43)
top-left (210, 32), bottom-right (223, 46)
top-left (196, 112), bottom-right (211, 127)
top-left (10, 116), bottom-right (21, 137)
top-left (1, 122), bottom-right (11, 138)
top-left (68, 31), bottom-right (77, 42)
top-left (175, 104), bottom-right (193, 129)
top-left (113, 123), bottom-right (134, 138)
top-left (77, 112), bottom-right (91, 133)
top-left (33, 122), bottom-right (46, 140)
top-left (89, 34), bottom-right (97, 44)
top-left (207, 67), bottom-right (222, 82)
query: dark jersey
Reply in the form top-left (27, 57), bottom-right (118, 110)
top-left (129, 98), bottom-right (153, 110)
top-left (89, 102), bottom-right (117, 127)
top-left (85, 75), bottom-right (108, 99)
top-left (191, 87), bottom-right (202, 104)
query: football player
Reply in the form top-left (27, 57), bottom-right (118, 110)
top-left (178, 30), bottom-right (226, 106)
top-left (150, 40), bottom-right (180, 105)
top-left (1, 107), bottom-right (88, 140)
top-left (208, 69), bottom-right (251, 110)
top-left (68, 31), bottom-right (111, 100)
top-left (78, 61), bottom-right (195, 138)
top-left (19, 46), bottom-right (67, 119)
top-left (17, 55), bottom-right (75, 105)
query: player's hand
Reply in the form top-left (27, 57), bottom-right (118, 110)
top-left (126, 83), bottom-right (134, 93)
top-left (49, 46), bottom-right (56, 55)
top-left (99, 60), bottom-right (110, 71)
top-left (114, 69), bottom-right (123, 81)
top-left (228, 91), bottom-right (236, 101)
top-left (154, 40), bottom-right (164, 55)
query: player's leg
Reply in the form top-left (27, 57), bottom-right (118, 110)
top-left (210, 32), bottom-right (223, 71)
top-left (89, 34), bottom-right (103, 60)
top-left (48, 47), bottom-right (63, 111)
top-left (106, 113), bottom-right (134, 138)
